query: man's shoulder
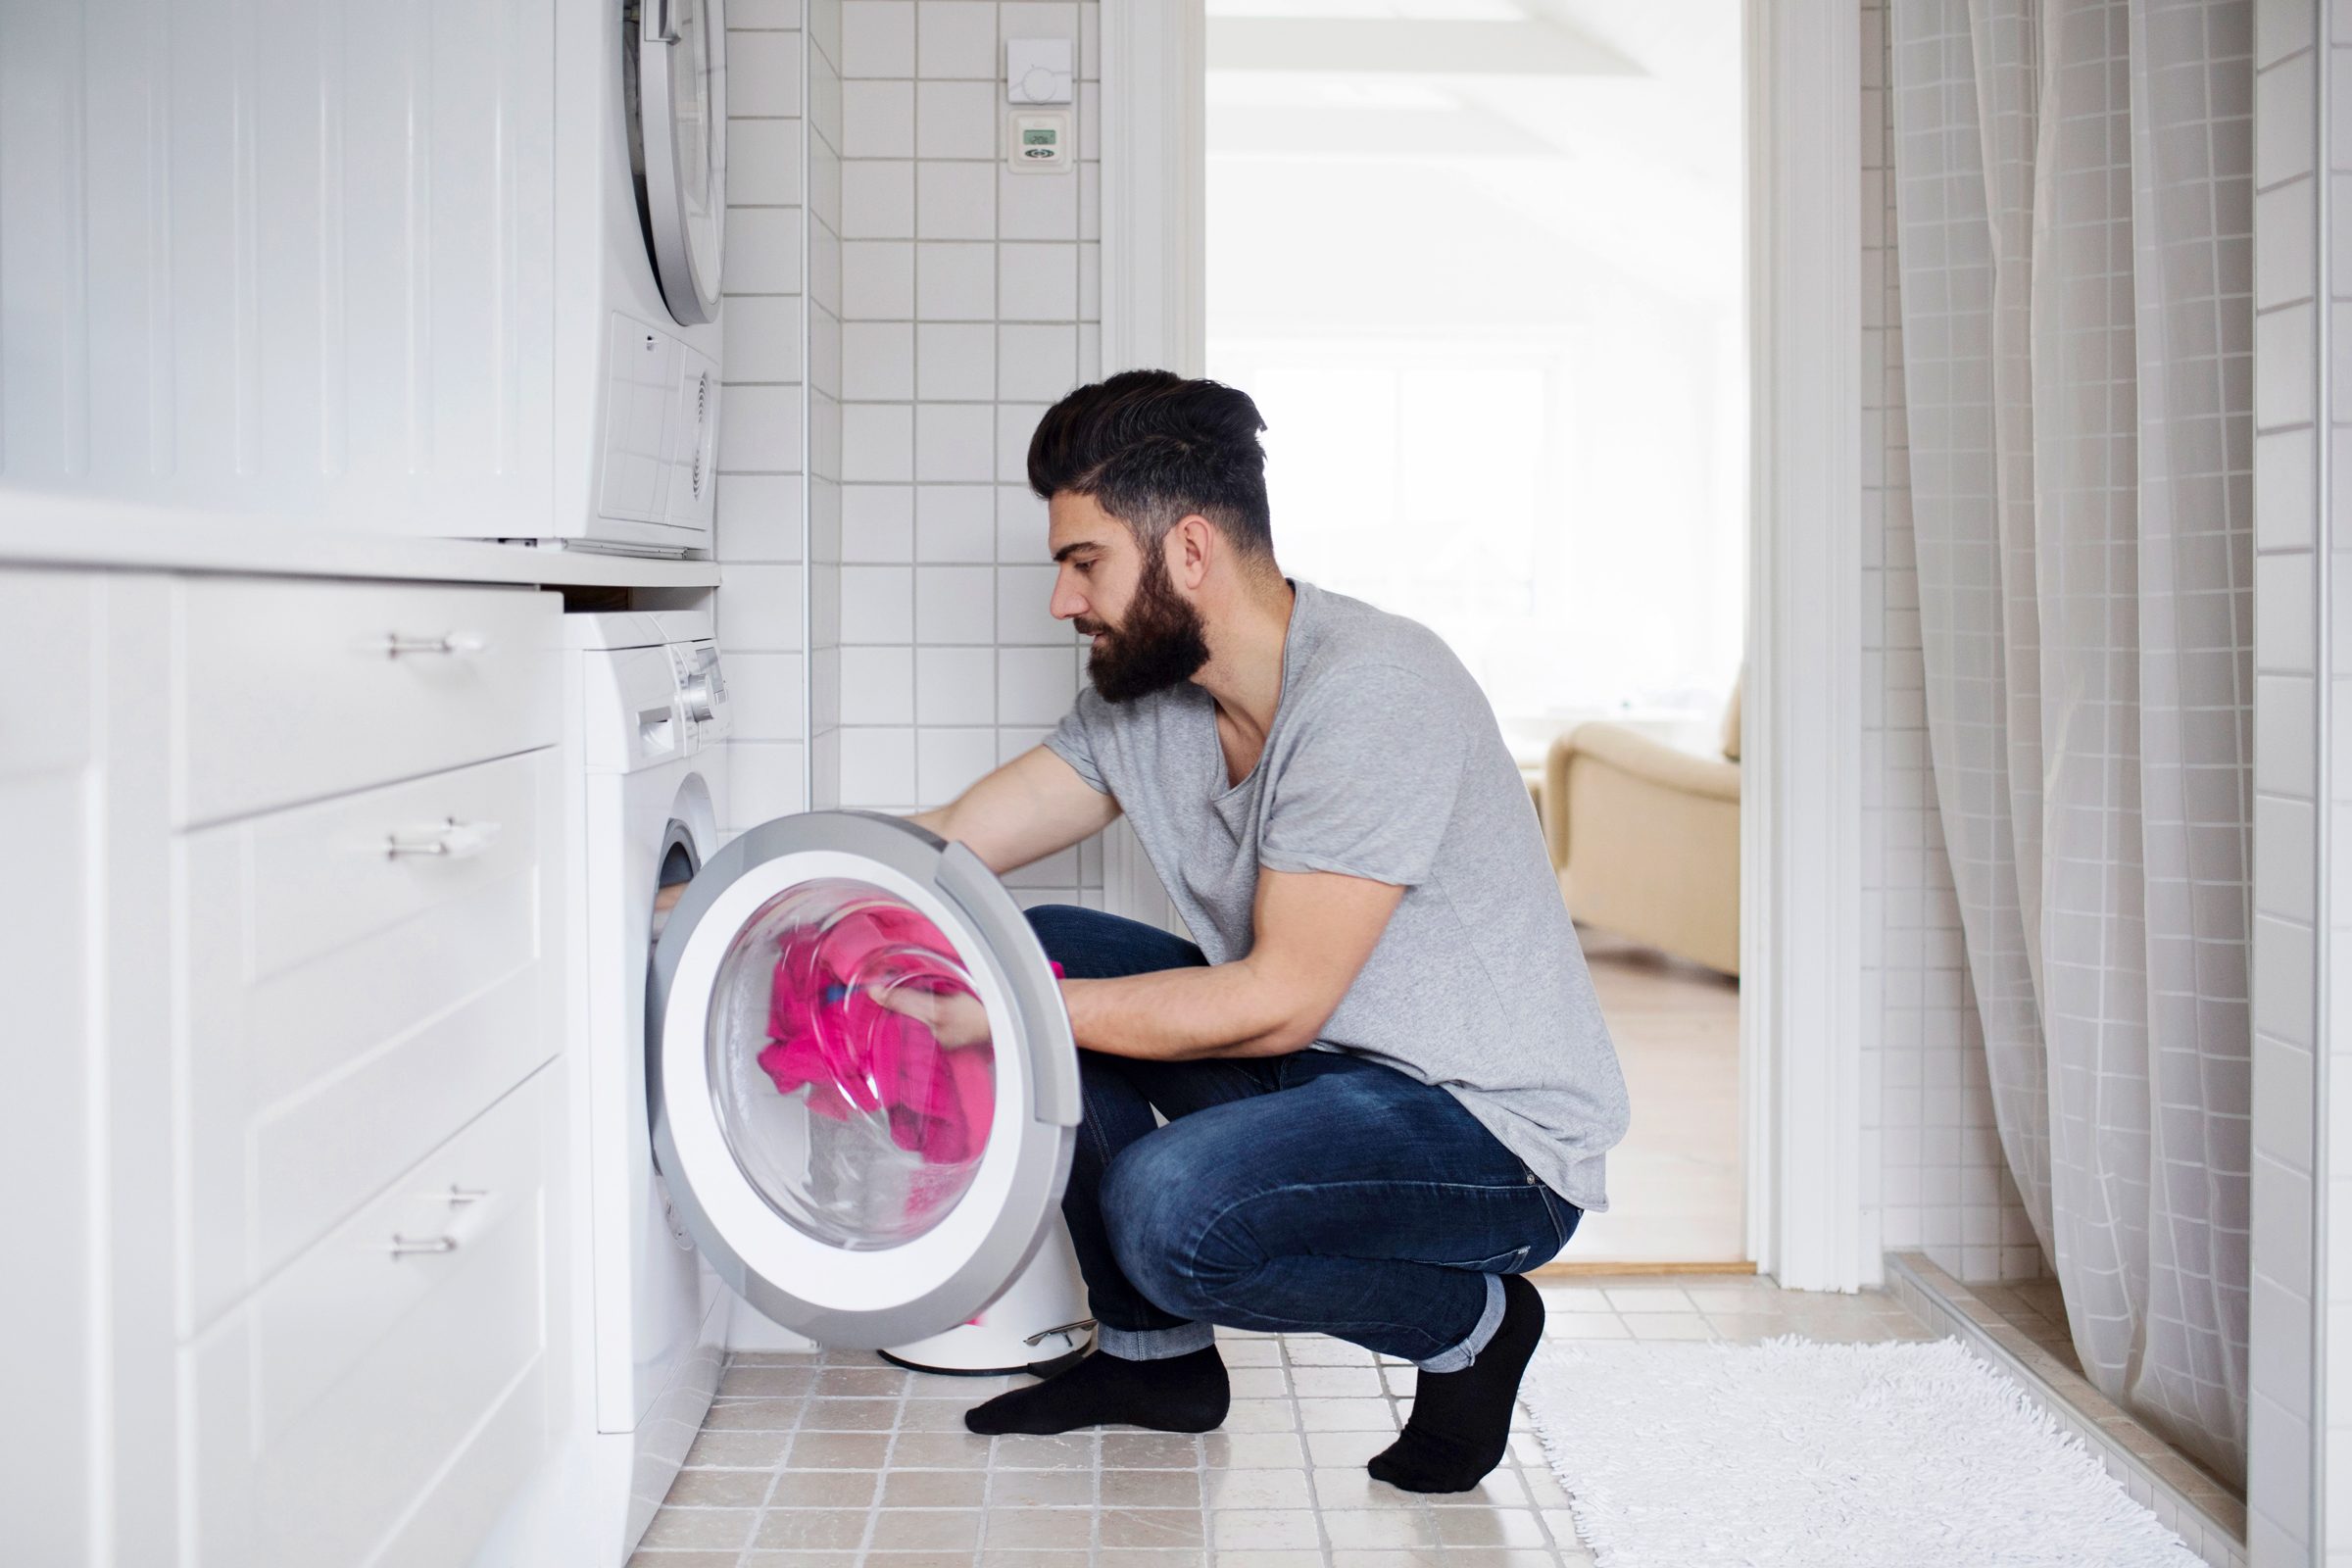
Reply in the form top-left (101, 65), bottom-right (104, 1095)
top-left (1294, 586), bottom-right (1470, 700)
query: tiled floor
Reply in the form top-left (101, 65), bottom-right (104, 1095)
top-left (1568, 927), bottom-right (1741, 1265)
top-left (631, 1275), bottom-right (1940, 1566)
top-left (1959, 1275), bottom-right (2082, 1376)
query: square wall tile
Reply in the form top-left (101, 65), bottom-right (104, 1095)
top-left (918, 726), bottom-right (999, 803)
top-left (1000, 164), bottom-right (1078, 239)
top-left (730, 30), bottom-right (805, 116)
top-left (724, 295), bottom-right (805, 384)
top-left (999, 644), bottom-right (1079, 724)
top-left (727, 652), bottom-right (808, 740)
top-left (917, 321), bottom-right (997, 401)
top-left (729, 740), bottom-right (808, 823)
top-left (840, 727), bottom-right (917, 805)
top-left (843, 240), bottom-right (915, 318)
top-left (998, 483), bottom-right (1049, 561)
top-left (1000, 242), bottom-right (1079, 319)
top-left (917, 403), bottom-right (998, 479)
top-left (843, 402), bottom-right (914, 480)
top-left (917, 242), bottom-right (997, 320)
top-left (917, 645), bottom-right (996, 724)
top-left (1000, 322), bottom-right (1078, 401)
top-left (724, 207), bottom-right (806, 293)
top-left (917, 78), bottom-right (999, 159)
top-left (997, 403), bottom-right (1049, 481)
top-left (842, 160), bottom-right (916, 238)
top-left (841, 564), bottom-right (915, 643)
top-left (915, 484), bottom-right (997, 561)
top-left (841, 0), bottom-right (915, 76)
top-left (844, 79), bottom-right (915, 157)
top-left (842, 320), bottom-right (915, 400)
top-left (915, 564), bottom-right (997, 642)
top-left (719, 384), bottom-right (805, 474)
top-left (917, 0), bottom-right (997, 76)
top-left (716, 473), bottom-right (806, 562)
top-left (718, 564), bottom-right (806, 652)
top-left (2258, 550), bottom-right (2318, 671)
top-left (997, 564), bottom-right (1068, 643)
top-left (729, 119), bottom-right (805, 205)
top-left (843, 483), bottom-right (916, 561)
top-left (841, 645), bottom-right (916, 724)
top-left (916, 160), bottom-right (996, 240)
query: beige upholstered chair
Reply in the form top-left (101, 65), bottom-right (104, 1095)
top-left (1541, 677), bottom-right (1741, 976)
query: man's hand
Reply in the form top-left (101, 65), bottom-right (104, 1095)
top-left (870, 984), bottom-right (993, 1050)
top-left (654, 882), bottom-right (688, 916)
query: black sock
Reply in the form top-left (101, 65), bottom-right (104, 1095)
top-left (964, 1345), bottom-right (1230, 1436)
top-left (1367, 1274), bottom-right (1544, 1493)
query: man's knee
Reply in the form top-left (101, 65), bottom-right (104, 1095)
top-left (1023, 903), bottom-right (1097, 968)
top-left (1101, 1131), bottom-right (1261, 1318)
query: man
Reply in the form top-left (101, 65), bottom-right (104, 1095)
top-left (900, 369), bottom-right (1630, 1494)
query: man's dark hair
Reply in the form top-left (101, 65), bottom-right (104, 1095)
top-left (1026, 370), bottom-right (1276, 563)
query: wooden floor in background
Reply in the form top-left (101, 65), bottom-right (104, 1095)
top-left (1561, 925), bottom-right (1744, 1267)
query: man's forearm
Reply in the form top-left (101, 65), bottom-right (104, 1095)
top-left (1059, 961), bottom-right (1308, 1060)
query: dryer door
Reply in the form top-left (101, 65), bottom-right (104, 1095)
top-left (635, 0), bottom-right (727, 324)
top-left (648, 811), bottom-right (1082, 1348)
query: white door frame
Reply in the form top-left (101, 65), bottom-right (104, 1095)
top-left (1098, 0), bottom-right (1865, 1290)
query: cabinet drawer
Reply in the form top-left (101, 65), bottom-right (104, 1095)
top-left (173, 577), bottom-right (558, 826)
top-left (180, 750), bottom-right (559, 1329)
top-left (186, 1073), bottom-right (554, 1568)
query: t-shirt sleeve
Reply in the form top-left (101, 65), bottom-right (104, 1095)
top-left (1043, 686), bottom-right (1112, 794)
top-left (1259, 663), bottom-right (1465, 886)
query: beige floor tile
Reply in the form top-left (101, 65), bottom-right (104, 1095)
top-left (661, 1466), bottom-right (776, 1507)
top-left (1290, 1365), bottom-right (1386, 1398)
top-left (635, 1506), bottom-right (758, 1550)
top-left (1283, 1336), bottom-right (1378, 1365)
top-left (788, 1433), bottom-right (892, 1469)
top-left (1308, 1468), bottom-right (1425, 1512)
top-left (1227, 1367), bottom-right (1292, 1398)
top-left (1222, 1398), bottom-right (1305, 1433)
top-left (1321, 1508), bottom-right (1440, 1548)
top-left (1601, 1287), bottom-right (1693, 1313)
top-left (990, 1467), bottom-right (1097, 1506)
top-left (753, 1508), bottom-right (869, 1549)
top-left (1204, 1432), bottom-right (1305, 1468)
top-left (1204, 1468), bottom-right (1315, 1510)
top-left (1626, 1313), bottom-right (1713, 1341)
top-left (1100, 1431), bottom-right (1203, 1467)
top-left (1533, 1286), bottom-right (1611, 1311)
top-left (1430, 1507), bottom-right (1547, 1547)
top-left (982, 1509), bottom-right (1097, 1549)
top-left (768, 1468), bottom-right (880, 1508)
top-left (880, 1468), bottom-right (987, 1507)
top-left (867, 1508), bottom-right (984, 1550)
top-left (1542, 1311), bottom-right (1631, 1340)
top-left (1209, 1508), bottom-right (1322, 1549)
top-left (1297, 1397), bottom-right (1400, 1431)
top-left (1094, 1552), bottom-right (1207, 1568)
top-left (624, 1551), bottom-right (741, 1568)
top-left (717, 1365), bottom-right (817, 1397)
top-left (701, 1397), bottom-right (804, 1431)
top-left (1102, 1469), bottom-right (1204, 1508)
top-left (1100, 1509), bottom-right (1208, 1548)
top-left (993, 1433), bottom-right (1100, 1469)
top-left (682, 1429), bottom-right (791, 1468)
top-left (889, 1431), bottom-right (994, 1468)
top-left (1212, 1552), bottom-right (1325, 1568)
top-left (800, 1396), bottom-right (898, 1431)
top-left (1218, 1339), bottom-right (1287, 1366)
top-left (734, 1552), bottom-right (860, 1568)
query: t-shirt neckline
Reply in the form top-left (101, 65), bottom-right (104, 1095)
top-left (1206, 577), bottom-right (1310, 804)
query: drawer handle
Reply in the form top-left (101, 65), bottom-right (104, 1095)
top-left (382, 631), bottom-right (488, 660)
top-left (384, 818), bottom-right (502, 860)
top-left (387, 1234), bottom-right (460, 1257)
top-left (446, 1185), bottom-right (489, 1206)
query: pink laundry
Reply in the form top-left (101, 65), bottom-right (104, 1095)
top-left (756, 900), bottom-right (1060, 1168)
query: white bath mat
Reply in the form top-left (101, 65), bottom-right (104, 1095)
top-left (1520, 1337), bottom-right (2203, 1567)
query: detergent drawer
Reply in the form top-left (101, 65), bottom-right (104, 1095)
top-left (172, 576), bottom-right (559, 828)
top-left (182, 1071), bottom-right (554, 1568)
top-left (177, 748), bottom-right (560, 1333)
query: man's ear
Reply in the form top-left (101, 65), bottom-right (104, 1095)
top-left (1172, 514), bottom-right (1216, 589)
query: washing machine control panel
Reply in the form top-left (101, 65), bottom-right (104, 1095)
top-left (666, 640), bottom-right (731, 746)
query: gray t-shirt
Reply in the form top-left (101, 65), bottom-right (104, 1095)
top-left (1044, 578), bottom-right (1629, 1210)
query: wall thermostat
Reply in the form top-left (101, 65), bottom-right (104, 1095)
top-left (1007, 111), bottom-right (1072, 173)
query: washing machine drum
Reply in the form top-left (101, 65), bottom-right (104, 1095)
top-left (648, 811), bottom-right (1080, 1348)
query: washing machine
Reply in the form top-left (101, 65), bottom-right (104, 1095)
top-left (495, 612), bottom-right (1091, 1567)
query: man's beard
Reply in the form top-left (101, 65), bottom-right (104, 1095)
top-left (1078, 550), bottom-right (1211, 703)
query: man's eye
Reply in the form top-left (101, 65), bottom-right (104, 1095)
top-left (1076, 561), bottom-right (1094, 574)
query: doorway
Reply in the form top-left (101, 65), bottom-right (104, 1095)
top-left (1200, 0), bottom-right (1750, 1267)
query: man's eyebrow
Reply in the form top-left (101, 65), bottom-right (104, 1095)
top-left (1052, 540), bottom-right (1102, 564)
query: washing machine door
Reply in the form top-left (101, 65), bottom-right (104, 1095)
top-left (648, 811), bottom-right (1082, 1348)
top-left (635, 0), bottom-right (727, 324)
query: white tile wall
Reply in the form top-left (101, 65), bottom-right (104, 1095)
top-left (821, 0), bottom-right (1103, 906)
top-left (1857, 0), bottom-right (2035, 1291)
top-left (716, 0), bottom-right (815, 833)
top-left (2247, 11), bottom-right (2329, 1563)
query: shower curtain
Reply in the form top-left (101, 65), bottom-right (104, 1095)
top-left (1888, 0), bottom-right (2253, 1479)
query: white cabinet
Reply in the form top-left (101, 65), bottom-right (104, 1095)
top-left (3, 569), bottom-right (570, 1568)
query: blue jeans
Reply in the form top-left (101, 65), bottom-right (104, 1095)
top-left (1028, 905), bottom-right (1582, 1371)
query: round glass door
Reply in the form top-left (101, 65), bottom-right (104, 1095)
top-left (649, 813), bottom-right (1080, 1348)
top-left (635, 0), bottom-right (727, 324)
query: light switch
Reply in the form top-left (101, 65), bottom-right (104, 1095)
top-left (1006, 38), bottom-right (1073, 105)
